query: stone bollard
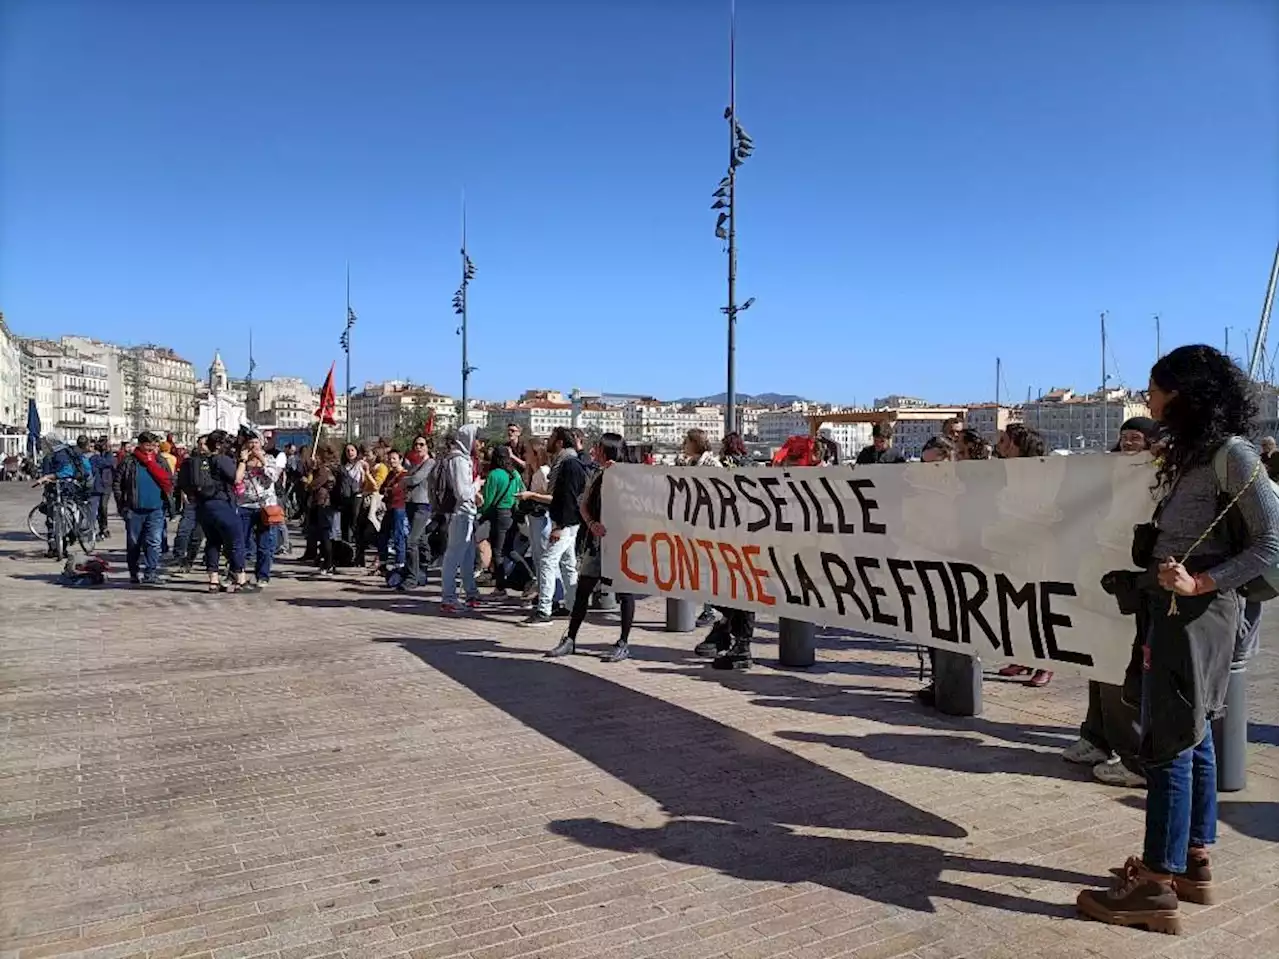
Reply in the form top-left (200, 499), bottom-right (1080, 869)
top-left (665, 598), bottom-right (697, 632)
top-left (933, 650), bottom-right (983, 717)
top-left (1212, 661), bottom-right (1249, 793)
top-left (778, 618), bottom-right (816, 668)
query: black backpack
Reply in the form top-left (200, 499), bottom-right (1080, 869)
top-left (184, 454), bottom-right (223, 502)
top-left (333, 467), bottom-right (360, 505)
top-left (428, 456), bottom-right (460, 514)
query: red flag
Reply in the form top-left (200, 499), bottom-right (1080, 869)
top-left (315, 363), bottom-right (337, 426)
top-left (423, 410), bottom-right (435, 437)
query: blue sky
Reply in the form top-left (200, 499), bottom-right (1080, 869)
top-left (2, 1), bottom-right (1276, 405)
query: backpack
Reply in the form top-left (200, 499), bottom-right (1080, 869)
top-left (428, 456), bottom-right (460, 514)
top-left (334, 467), bottom-right (360, 505)
top-left (1213, 437), bottom-right (1279, 603)
top-left (185, 453), bottom-right (223, 502)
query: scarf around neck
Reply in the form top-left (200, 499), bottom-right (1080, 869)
top-left (134, 449), bottom-right (173, 496)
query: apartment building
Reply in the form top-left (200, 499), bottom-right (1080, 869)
top-left (0, 314), bottom-right (24, 448)
top-left (622, 402), bottom-right (724, 448)
top-left (506, 402), bottom-right (573, 438)
top-left (59, 336), bottom-right (197, 442)
top-left (349, 381), bottom-right (454, 442)
top-left (964, 404), bottom-right (1021, 445)
top-left (22, 339), bottom-right (111, 437)
top-left (734, 405), bottom-right (765, 440)
top-left (1021, 388), bottom-right (1149, 451)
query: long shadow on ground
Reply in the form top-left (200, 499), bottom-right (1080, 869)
top-left (380, 637), bottom-right (1102, 917)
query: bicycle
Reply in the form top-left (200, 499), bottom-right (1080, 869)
top-left (28, 479), bottom-right (97, 560)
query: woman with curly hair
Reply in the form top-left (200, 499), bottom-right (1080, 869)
top-left (1077, 345), bottom-right (1278, 934)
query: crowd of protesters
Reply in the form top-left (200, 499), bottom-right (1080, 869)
top-left (23, 343), bottom-right (1279, 938)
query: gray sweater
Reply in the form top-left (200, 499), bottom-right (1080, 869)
top-left (1154, 438), bottom-right (1279, 592)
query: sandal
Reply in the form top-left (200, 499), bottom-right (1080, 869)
top-left (998, 664), bottom-right (1033, 677)
top-left (1028, 669), bottom-right (1053, 687)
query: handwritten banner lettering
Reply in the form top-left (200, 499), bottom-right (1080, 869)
top-left (599, 456), bottom-right (1156, 683)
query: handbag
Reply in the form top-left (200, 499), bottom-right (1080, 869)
top-left (261, 504), bottom-right (286, 527)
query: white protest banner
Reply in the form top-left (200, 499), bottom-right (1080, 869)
top-left (600, 455), bottom-right (1157, 683)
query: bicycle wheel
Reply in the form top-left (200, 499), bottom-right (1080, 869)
top-left (27, 503), bottom-right (45, 540)
top-left (73, 505), bottom-right (97, 555)
top-left (51, 508), bottom-right (67, 561)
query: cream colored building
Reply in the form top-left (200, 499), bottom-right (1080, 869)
top-left (349, 381), bottom-right (454, 442)
top-left (622, 402), bottom-right (724, 448)
top-left (964, 404), bottom-right (1021, 444)
top-left (59, 336), bottom-right (197, 442)
top-left (0, 314), bottom-right (24, 451)
top-left (21, 339), bottom-right (111, 438)
top-left (507, 402), bottom-right (574, 438)
top-left (1021, 388), bottom-right (1149, 451)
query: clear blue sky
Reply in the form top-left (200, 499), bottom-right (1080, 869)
top-left (2, 1), bottom-right (1276, 405)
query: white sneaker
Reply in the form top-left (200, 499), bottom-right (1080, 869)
top-left (1062, 738), bottom-right (1111, 766)
top-left (1093, 759), bottom-right (1146, 788)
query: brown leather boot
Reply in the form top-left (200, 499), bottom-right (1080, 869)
top-left (1174, 847), bottom-right (1214, 905)
top-left (1078, 858), bottom-right (1181, 935)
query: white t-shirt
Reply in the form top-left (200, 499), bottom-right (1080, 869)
top-left (531, 464), bottom-right (550, 495)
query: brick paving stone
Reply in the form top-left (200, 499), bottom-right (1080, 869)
top-left (0, 485), bottom-right (1275, 959)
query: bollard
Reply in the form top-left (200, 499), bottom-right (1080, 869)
top-left (593, 588), bottom-right (617, 612)
top-left (665, 598), bottom-right (697, 632)
top-left (933, 650), bottom-right (983, 717)
top-left (1212, 661), bottom-right (1249, 793)
top-left (778, 618), bottom-right (816, 668)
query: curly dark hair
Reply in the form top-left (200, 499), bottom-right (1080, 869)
top-left (957, 429), bottom-right (991, 461)
top-left (1150, 344), bottom-right (1257, 490)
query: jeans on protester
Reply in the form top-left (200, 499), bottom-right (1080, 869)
top-left (1142, 720), bottom-right (1218, 874)
top-left (440, 512), bottom-right (478, 604)
top-left (237, 507), bottom-right (277, 582)
top-left (124, 507), bottom-right (165, 580)
top-left (526, 512), bottom-right (563, 602)
top-left (487, 509), bottom-right (515, 589)
top-left (536, 524), bottom-right (579, 617)
top-left (88, 494), bottom-right (104, 535)
top-left (313, 504), bottom-right (336, 570)
top-left (173, 501), bottom-right (204, 566)
top-left (404, 503), bottom-right (433, 583)
top-left (199, 499), bottom-right (245, 575)
top-left (380, 507), bottom-right (408, 569)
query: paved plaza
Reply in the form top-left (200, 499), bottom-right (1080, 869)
top-left (0, 485), bottom-right (1275, 959)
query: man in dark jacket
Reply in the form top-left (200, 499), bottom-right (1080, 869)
top-left (855, 421), bottom-right (906, 465)
top-left (114, 431), bottom-right (174, 585)
top-left (521, 426), bottom-right (586, 628)
top-left (89, 437), bottom-right (115, 539)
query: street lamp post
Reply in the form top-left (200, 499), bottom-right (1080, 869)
top-left (340, 265), bottom-right (356, 442)
top-left (453, 200), bottom-right (477, 424)
top-left (713, 1), bottom-right (755, 437)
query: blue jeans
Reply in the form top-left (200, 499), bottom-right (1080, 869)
top-left (125, 508), bottom-right (165, 579)
top-left (440, 511), bottom-right (478, 604)
top-left (1143, 692), bottom-right (1218, 874)
top-left (379, 507), bottom-right (408, 567)
top-left (238, 507), bottom-right (277, 582)
top-left (198, 499), bottom-right (245, 574)
top-left (173, 501), bottom-right (204, 565)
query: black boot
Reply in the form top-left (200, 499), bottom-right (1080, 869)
top-left (544, 632), bottom-right (575, 658)
top-left (694, 621), bottom-right (731, 658)
top-left (712, 638), bottom-right (752, 670)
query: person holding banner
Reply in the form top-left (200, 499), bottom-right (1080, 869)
top-left (1063, 416), bottom-right (1160, 789)
top-left (1078, 345), bottom-right (1278, 935)
top-left (543, 433), bottom-right (636, 662)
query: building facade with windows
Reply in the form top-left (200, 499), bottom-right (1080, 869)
top-left (348, 381), bottom-right (452, 442)
top-left (1021, 388), bottom-right (1149, 451)
top-left (622, 402), bottom-right (724, 448)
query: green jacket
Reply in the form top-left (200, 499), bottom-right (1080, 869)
top-left (479, 468), bottom-right (524, 514)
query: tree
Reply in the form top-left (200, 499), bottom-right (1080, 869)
top-left (391, 400), bottom-right (432, 452)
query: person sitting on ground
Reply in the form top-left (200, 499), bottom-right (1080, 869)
top-left (855, 421), bottom-right (905, 465)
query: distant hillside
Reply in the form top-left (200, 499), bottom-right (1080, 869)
top-left (675, 391), bottom-right (810, 406)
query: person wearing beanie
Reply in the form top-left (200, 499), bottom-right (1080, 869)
top-left (1114, 417), bottom-right (1159, 453)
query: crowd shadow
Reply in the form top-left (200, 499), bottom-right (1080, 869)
top-left (379, 636), bottom-right (1102, 917)
top-left (636, 661), bottom-right (1077, 752)
top-left (775, 729), bottom-right (1082, 780)
top-left (1248, 722), bottom-right (1278, 746)
top-left (1116, 794), bottom-right (1279, 843)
